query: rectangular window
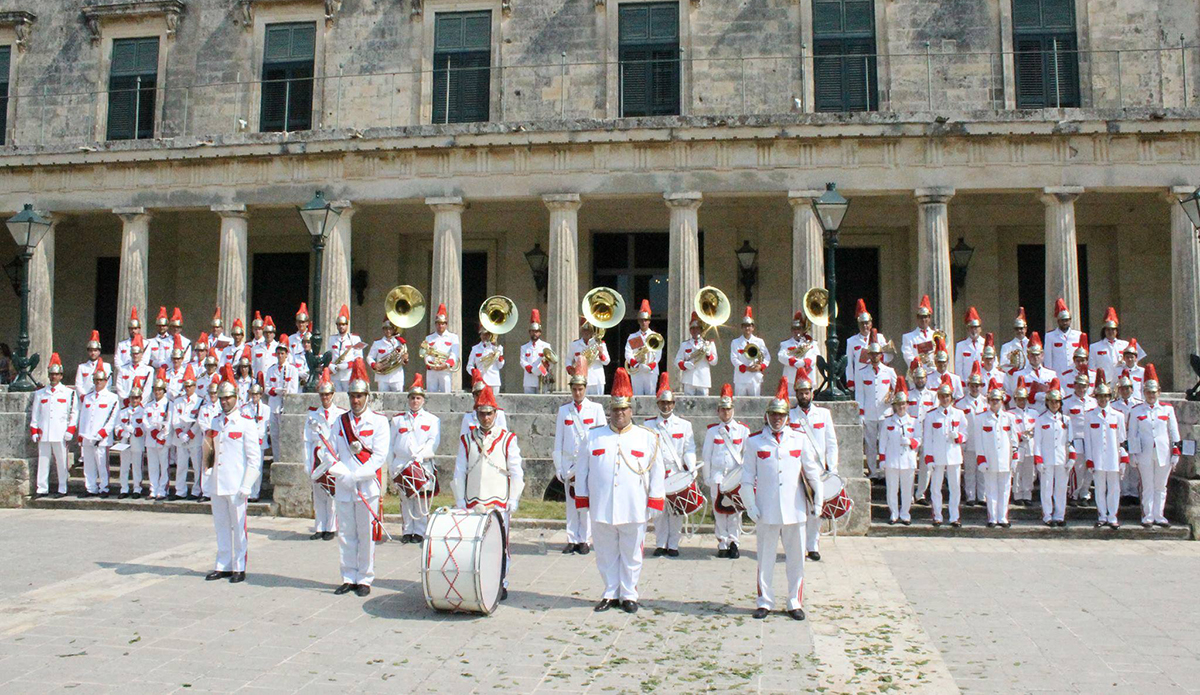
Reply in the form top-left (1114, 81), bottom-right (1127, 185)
top-left (1012, 0), bottom-right (1079, 108)
top-left (812, 0), bottom-right (877, 112)
top-left (618, 2), bottom-right (680, 117)
top-left (260, 22), bottom-right (316, 132)
top-left (433, 11), bottom-right (491, 124)
top-left (0, 46), bottom-right (9, 145)
top-left (106, 37), bottom-right (159, 141)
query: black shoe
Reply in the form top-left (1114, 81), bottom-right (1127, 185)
top-left (1095, 521), bottom-right (1106, 528)
top-left (98, 491), bottom-right (109, 499)
top-left (1109, 522), bottom-right (1120, 530)
top-left (310, 532), bottom-right (324, 540)
top-left (986, 522), bottom-right (996, 529)
top-left (411, 535), bottom-right (424, 544)
top-left (666, 549), bottom-right (680, 558)
top-left (999, 522), bottom-right (1011, 529)
top-left (788, 609), bottom-right (806, 621)
top-left (716, 548), bottom-right (729, 558)
top-left (620, 600), bottom-right (638, 614)
top-left (901, 519), bottom-right (911, 526)
top-left (354, 584), bottom-right (371, 597)
top-left (1156, 521), bottom-right (1171, 529)
top-left (888, 518), bottom-right (897, 525)
top-left (52, 492), bottom-right (65, 499)
top-left (1058, 521), bottom-right (1068, 528)
top-left (1068, 498), bottom-right (1078, 507)
top-left (205, 570), bottom-right (232, 581)
top-left (563, 544), bottom-right (577, 554)
top-left (499, 588), bottom-right (508, 601)
top-left (752, 607), bottom-right (769, 620)
top-left (118, 493), bottom-right (129, 500)
top-left (1046, 520), bottom-right (1055, 527)
top-left (230, 572), bottom-right (246, 584)
top-left (653, 548), bottom-right (667, 557)
top-left (577, 544), bottom-right (590, 555)
top-left (130, 492), bottom-right (142, 499)
top-left (323, 532), bottom-right (336, 541)
top-left (187, 493), bottom-right (199, 501)
top-left (1142, 521), bottom-right (1154, 529)
top-left (594, 598), bottom-right (616, 612)
top-left (807, 551), bottom-right (820, 562)
top-left (932, 520), bottom-right (942, 527)
top-left (334, 583), bottom-right (355, 595)
top-left (728, 542), bottom-right (740, 560)
top-left (950, 521), bottom-right (962, 528)
top-left (167, 494), bottom-right (179, 502)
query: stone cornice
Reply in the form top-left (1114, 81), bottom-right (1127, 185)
top-left (81, 1), bottom-right (185, 43)
top-left (236, 0), bottom-right (343, 28)
top-left (0, 10), bottom-right (37, 52)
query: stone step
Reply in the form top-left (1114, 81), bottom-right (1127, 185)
top-left (26, 495), bottom-right (274, 516)
top-left (56, 475), bottom-right (274, 500)
top-left (868, 519), bottom-right (1191, 540)
top-left (867, 500), bottom-right (1163, 523)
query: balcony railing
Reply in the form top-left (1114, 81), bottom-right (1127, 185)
top-left (6, 43), bottom-right (1198, 150)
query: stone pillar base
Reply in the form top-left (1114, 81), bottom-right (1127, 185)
top-left (0, 459), bottom-right (32, 508)
top-left (269, 461), bottom-right (316, 518)
top-left (1167, 477), bottom-right (1200, 540)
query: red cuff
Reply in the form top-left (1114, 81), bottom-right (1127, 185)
top-left (739, 365), bottom-right (747, 373)
top-left (1173, 446), bottom-right (1181, 456)
top-left (976, 454), bottom-right (986, 465)
top-left (30, 428), bottom-right (40, 437)
top-left (648, 362), bottom-right (657, 370)
top-left (97, 429), bottom-right (107, 439)
top-left (924, 455), bottom-right (934, 464)
top-left (524, 365), bottom-right (532, 373)
top-left (848, 380), bottom-right (855, 388)
top-left (909, 438), bottom-right (919, 450)
top-left (1120, 454), bottom-right (1129, 465)
top-left (1034, 455), bottom-right (1044, 464)
top-left (788, 357), bottom-right (796, 366)
top-left (446, 359), bottom-right (456, 367)
top-left (67, 426), bottom-right (76, 435)
top-left (955, 434), bottom-right (966, 444)
top-left (574, 496), bottom-right (589, 509)
top-left (1068, 451), bottom-right (1076, 461)
top-left (878, 454), bottom-right (886, 462)
top-left (677, 361), bottom-right (686, 370)
top-left (647, 497), bottom-right (664, 511)
top-left (1086, 460), bottom-right (1094, 469)
top-left (629, 358), bottom-right (638, 367)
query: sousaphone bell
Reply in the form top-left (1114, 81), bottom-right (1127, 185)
top-left (479, 295), bottom-right (519, 335)
top-left (385, 285), bottom-right (426, 329)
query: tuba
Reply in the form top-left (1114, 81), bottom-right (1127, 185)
top-left (745, 342), bottom-right (764, 368)
top-left (385, 285), bottom-right (426, 329)
top-left (479, 296), bottom-right (518, 336)
top-left (582, 287), bottom-right (626, 333)
top-left (693, 286), bottom-right (731, 330)
top-left (803, 287), bottom-right (831, 328)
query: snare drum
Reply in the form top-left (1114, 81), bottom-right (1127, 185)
top-left (819, 471), bottom-right (853, 520)
top-left (664, 469), bottom-right (706, 516)
top-left (421, 508), bottom-right (506, 615)
top-left (314, 470), bottom-right (336, 498)
top-left (394, 460), bottom-right (437, 498)
top-left (715, 466), bottom-right (746, 514)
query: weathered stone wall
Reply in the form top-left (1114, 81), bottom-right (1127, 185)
top-left (1166, 397), bottom-right (1200, 537)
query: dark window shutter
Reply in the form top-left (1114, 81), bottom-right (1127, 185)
top-left (812, 1), bottom-right (842, 35)
top-left (648, 4), bottom-right (679, 40)
top-left (619, 6), bottom-right (650, 43)
top-left (1041, 0), bottom-right (1074, 29)
top-left (841, 38), bottom-right (876, 111)
top-left (650, 48), bottom-right (680, 115)
top-left (620, 48), bottom-right (650, 116)
top-left (843, 0), bottom-right (874, 34)
top-left (433, 11), bottom-right (492, 124)
top-left (1015, 37), bottom-right (1047, 107)
top-left (261, 22), bottom-right (316, 132)
top-left (618, 3), bottom-right (680, 117)
top-left (1012, 0), bottom-right (1042, 30)
top-left (107, 38), bottom-right (159, 140)
top-left (0, 46), bottom-right (10, 145)
top-left (812, 2), bottom-right (877, 112)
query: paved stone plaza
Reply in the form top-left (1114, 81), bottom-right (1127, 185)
top-left (1, 509), bottom-right (1199, 693)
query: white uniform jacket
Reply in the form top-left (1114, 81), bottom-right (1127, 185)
top-left (116, 362), bottom-right (154, 403)
top-left (730, 335), bottom-right (770, 384)
top-left (195, 369), bottom-right (220, 400)
top-left (675, 338), bottom-right (717, 389)
top-left (329, 333), bottom-right (364, 383)
top-left (251, 339), bottom-right (279, 379)
top-left (1000, 336), bottom-right (1028, 369)
top-left (879, 412), bottom-right (920, 470)
top-left (1112, 396), bottom-right (1143, 425)
top-left (1011, 364), bottom-right (1057, 411)
top-left (1062, 394), bottom-right (1096, 438)
top-left (742, 428), bottom-right (824, 525)
top-left (422, 331), bottom-right (461, 373)
top-left (303, 404), bottom-right (347, 472)
top-left (30, 384), bottom-right (78, 442)
top-left (1032, 409), bottom-right (1075, 468)
top-left (856, 364), bottom-right (897, 421)
top-left (553, 399), bottom-right (607, 482)
top-left (1127, 401), bottom-right (1181, 468)
top-left (702, 419), bottom-right (749, 487)
top-left (519, 339), bottom-right (553, 390)
top-left (388, 408), bottom-right (442, 481)
top-left (205, 410), bottom-right (263, 497)
top-left (287, 332), bottom-right (308, 363)
top-left (115, 404), bottom-right (146, 447)
top-left (568, 338), bottom-right (610, 388)
top-left (241, 401), bottom-right (269, 451)
top-left (576, 424), bottom-right (666, 526)
top-left (922, 406), bottom-right (968, 467)
top-left (956, 394), bottom-right (987, 447)
top-left (624, 330), bottom-right (662, 376)
top-left (1044, 327), bottom-right (1083, 375)
top-left (467, 341), bottom-right (505, 387)
top-left (78, 388), bottom-right (120, 446)
top-left (788, 404), bottom-right (838, 471)
top-left (973, 409), bottom-right (1018, 473)
top-left (220, 340), bottom-right (248, 371)
top-left (453, 428), bottom-right (524, 510)
top-left (143, 396), bottom-right (172, 448)
top-left (900, 327), bottom-right (937, 371)
top-left (115, 337), bottom-right (136, 372)
top-left (777, 335), bottom-right (819, 388)
top-left (644, 413), bottom-right (697, 475)
top-left (906, 386), bottom-right (937, 429)
top-left (74, 359), bottom-right (99, 399)
top-left (845, 331), bottom-right (891, 391)
top-left (460, 408), bottom-right (509, 438)
top-left (1081, 406), bottom-right (1129, 473)
top-left (1090, 337), bottom-right (1145, 385)
top-left (954, 335), bottom-right (985, 378)
top-left (932, 369), bottom-right (964, 400)
top-left (329, 409), bottom-right (390, 503)
top-left (171, 394), bottom-right (203, 447)
top-left (367, 337), bottom-right (407, 387)
top-left (1010, 406), bottom-right (1038, 458)
top-left (264, 362), bottom-right (300, 410)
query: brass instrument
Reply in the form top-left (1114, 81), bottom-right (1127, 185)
top-left (582, 287), bottom-right (626, 331)
top-left (385, 285), bottom-right (426, 329)
top-left (374, 340), bottom-right (408, 375)
top-left (1007, 346), bottom-right (1026, 371)
top-left (542, 346), bottom-right (559, 365)
top-left (478, 345), bottom-right (502, 371)
top-left (803, 287), bottom-right (832, 328)
top-left (693, 286), bottom-right (731, 330)
top-left (479, 296), bottom-right (518, 336)
top-left (632, 331), bottom-right (664, 368)
top-left (582, 337), bottom-right (604, 362)
top-left (745, 341), bottom-right (764, 369)
top-left (919, 329), bottom-right (948, 369)
top-left (419, 340), bottom-right (460, 372)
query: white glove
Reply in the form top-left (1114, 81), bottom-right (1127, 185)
top-left (235, 490), bottom-right (250, 505)
top-left (745, 506), bottom-right (760, 523)
top-left (506, 499), bottom-right (519, 514)
top-left (31, 433), bottom-right (40, 444)
top-left (63, 432), bottom-right (73, 443)
top-left (455, 498), bottom-right (466, 510)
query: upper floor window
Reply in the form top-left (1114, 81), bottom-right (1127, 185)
top-left (812, 0), bottom-right (877, 112)
top-left (0, 46), bottom-right (9, 146)
top-left (619, 2), bottom-right (680, 117)
top-left (107, 37), bottom-right (159, 141)
top-left (433, 11), bottom-right (491, 124)
top-left (261, 22), bottom-right (315, 132)
top-left (1013, 0), bottom-right (1079, 108)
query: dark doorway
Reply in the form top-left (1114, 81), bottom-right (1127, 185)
top-left (461, 250), bottom-right (489, 389)
top-left (831, 246), bottom-right (880, 359)
top-left (1016, 244), bottom-right (1089, 336)
top-left (592, 232), bottom-right (675, 386)
top-left (94, 257), bottom-right (120, 353)
top-left (251, 252), bottom-right (310, 336)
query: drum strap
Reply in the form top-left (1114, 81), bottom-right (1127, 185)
top-left (794, 412), bottom-right (827, 471)
top-left (654, 420), bottom-right (683, 472)
top-left (717, 423), bottom-right (743, 474)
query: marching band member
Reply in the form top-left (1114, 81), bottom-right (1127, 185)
top-left (900, 295), bottom-right (937, 371)
top-left (209, 307), bottom-right (230, 359)
top-left (454, 383), bottom-right (524, 599)
top-left (467, 326), bottom-right (505, 390)
top-left (956, 362), bottom-right (987, 507)
top-left (1090, 307), bottom-right (1145, 385)
top-left (196, 354), bottom-right (220, 399)
top-left (979, 334), bottom-right (1005, 387)
top-left (857, 331), bottom-right (895, 481)
top-left (251, 316), bottom-right (279, 378)
top-left (845, 299), bottom-right (890, 396)
top-left (999, 307), bottom-right (1029, 369)
top-left (569, 320), bottom-right (610, 396)
top-left (265, 339), bottom-right (300, 456)
top-left (330, 305), bottom-right (363, 392)
top-left (143, 368), bottom-right (172, 501)
top-left (190, 333), bottom-right (211, 376)
top-left (461, 370), bottom-right (510, 436)
top-left (1009, 379), bottom-right (1039, 507)
top-left (704, 383), bottom-right (747, 558)
top-left (166, 307), bottom-right (191, 362)
top-left (519, 309), bottom-right (552, 394)
top-left (248, 311), bottom-right (265, 355)
top-left (789, 367), bottom-right (838, 560)
top-left (148, 307), bottom-right (171, 368)
top-left (243, 377), bottom-right (270, 501)
top-left (1128, 365), bottom-right (1180, 528)
top-left (553, 358), bottom-right (606, 554)
top-left (165, 335), bottom-right (189, 400)
top-left (1011, 332), bottom-right (1055, 412)
top-left (388, 373), bottom-right (441, 544)
top-left (234, 347), bottom-right (254, 404)
top-left (170, 365), bottom-right (204, 501)
top-left (116, 334), bottom-right (153, 407)
top-left (1033, 379), bottom-right (1073, 526)
top-left (1044, 298), bottom-right (1083, 375)
top-left (923, 374), bottom-right (968, 527)
top-left (576, 368), bottom-right (664, 614)
top-left (368, 320), bottom-right (408, 393)
top-left (423, 303), bottom-right (460, 393)
top-left (328, 359), bottom-right (390, 596)
top-left (196, 381), bottom-right (222, 500)
top-left (221, 319), bottom-right (248, 370)
top-left (114, 378), bottom-right (146, 499)
top-left (879, 377), bottom-right (919, 525)
top-left (645, 372), bottom-right (697, 557)
top-left (625, 299), bottom-right (662, 396)
top-left (1113, 371), bottom-right (1144, 500)
top-left (954, 307), bottom-right (985, 377)
top-left (929, 336), bottom-right (963, 400)
top-left (778, 311), bottom-right (819, 389)
top-left (1081, 373), bottom-right (1128, 529)
top-left (743, 378), bottom-right (823, 621)
top-left (730, 306), bottom-right (770, 397)
top-left (906, 359), bottom-right (937, 504)
top-left (115, 307), bottom-right (142, 374)
top-left (202, 365), bottom-right (262, 584)
top-left (291, 333), bottom-right (312, 386)
top-left (974, 379), bottom-right (1018, 528)
top-left (288, 303), bottom-right (312, 363)
top-left (1119, 341), bottom-right (1146, 400)
top-left (1057, 335), bottom-right (1096, 391)
top-left (676, 312), bottom-right (717, 396)
top-left (78, 361), bottom-right (119, 497)
top-left (29, 353), bottom-right (77, 499)
top-left (1063, 373), bottom-right (1097, 506)
top-left (76, 330), bottom-right (103, 399)
top-left (303, 368), bottom-right (342, 541)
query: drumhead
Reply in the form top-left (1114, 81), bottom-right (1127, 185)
top-left (663, 469), bottom-right (696, 495)
top-left (476, 511), bottom-right (505, 615)
top-left (720, 466), bottom-right (742, 492)
top-left (820, 471), bottom-right (845, 502)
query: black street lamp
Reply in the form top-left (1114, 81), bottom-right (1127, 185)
top-left (297, 191), bottom-right (344, 391)
top-left (949, 236), bottom-right (975, 303)
top-left (6, 204), bottom-right (53, 392)
top-left (525, 243), bottom-right (549, 302)
top-left (1179, 188), bottom-right (1200, 239)
top-left (811, 183), bottom-right (853, 401)
top-left (735, 239), bottom-right (759, 305)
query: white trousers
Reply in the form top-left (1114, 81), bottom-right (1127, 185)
top-left (1138, 463), bottom-right (1171, 524)
top-left (425, 371), bottom-right (453, 393)
top-left (885, 468), bottom-right (915, 521)
top-left (586, 384), bottom-right (604, 396)
top-left (36, 441), bottom-right (69, 494)
top-left (682, 385), bottom-right (709, 396)
top-left (250, 456), bottom-right (265, 497)
top-left (118, 442), bottom-right (145, 493)
top-left (592, 521), bottom-right (646, 601)
top-left (524, 385), bottom-right (541, 394)
top-left (376, 380), bottom-right (404, 393)
top-left (81, 441), bottom-right (109, 493)
top-left (336, 496), bottom-right (376, 585)
top-left (654, 510), bottom-right (683, 549)
top-left (399, 494), bottom-right (428, 536)
top-left (805, 508), bottom-right (821, 554)
top-left (962, 449), bottom-right (981, 501)
top-left (710, 485), bottom-right (740, 548)
top-left (174, 444), bottom-right (201, 496)
top-left (734, 376), bottom-right (762, 397)
top-left (631, 371), bottom-right (657, 396)
top-left (1093, 470), bottom-right (1121, 523)
top-left (267, 406), bottom-right (283, 456)
top-left (1071, 458), bottom-right (1093, 500)
top-left (863, 420), bottom-right (882, 477)
top-left (755, 522), bottom-right (806, 610)
top-left (211, 494), bottom-right (249, 572)
top-left (146, 446), bottom-right (170, 497)
top-left (1039, 465), bottom-right (1070, 522)
top-left (333, 376), bottom-right (350, 393)
top-left (565, 486), bottom-right (592, 545)
top-left (930, 465), bottom-right (961, 523)
top-left (1013, 455), bottom-right (1036, 501)
top-left (984, 470), bottom-right (1012, 524)
top-left (313, 484), bottom-right (337, 533)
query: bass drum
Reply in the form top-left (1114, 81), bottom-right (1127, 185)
top-left (421, 508), bottom-right (506, 615)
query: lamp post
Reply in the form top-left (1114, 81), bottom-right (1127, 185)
top-left (811, 183), bottom-right (852, 401)
top-left (1180, 188), bottom-right (1200, 238)
top-left (525, 243), bottom-right (549, 302)
top-left (6, 204), bottom-right (53, 392)
top-left (297, 191), bottom-right (344, 392)
top-left (948, 236), bottom-right (975, 303)
top-left (735, 239), bottom-right (759, 305)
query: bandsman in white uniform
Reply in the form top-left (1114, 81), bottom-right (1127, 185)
top-left (778, 311), bottom-right (820, 388)
top-left (29, 353), bottom-right (77, 498)
top-left (165, 335), bottom-right (190, 400)
top-left (1119, 341), bottom-right (1146, 400)
top-left (576, 368), bottom-right (665, 614)
top-left (845, 299), bottom-right (891, 396)
top-left (221, 319), bottom-right (248, 372)
top-left (553, 358), bottom-right (607, 554)
top-left (1044, 297), bottom-right (1083, 376)
top-left (190, 332), bottom-right (211, 377)
top-left (329, 305), bottom-right (364, 393)
top-left (879, 377), bottom-right (919, 525)
top-left (974, 379), bottom-right (1018, 527)
top-left (1081, 374), bottom-right (1128, 529)
top-left (78, 360), bottom-right (119, 497)
top-left (569, 320), bottom-right (610, 396)
top-left (467, 325), bottom-right (505, 391)
top-left (209, 307), bottom-right (231, 358)
top-left (743, 378), bottom-right (823, 621)
top-left (1058, 335), bottom-right (1097, 391)
top-left (387, 373), bottom-right (441, 543)
top-left (115, 307), bottom-right (142, 375)
top-left (645, 372), bottom-right (697, 556)
top-left (704, 383), bottom-right (748, 558)
top-left (856, 331), bottom-right (896, 481)
top-left (423, 303), bottom-right (460, 393)
top-left (170, 365), bottom-right (204, 501)
top-left (954, 307), bottom-right (985, 378)
top-left (116, 334), bottom-right (153, 407)
top-left (166, 308), bottom-right (191, 365)
top-left (251, 316), bottom-right (279, 378)
top-left (114, 377), bottom-right (147, 498)
top-left (675, 312), bottom-right (717, 396)
top-left (624, 299), bottom-right (662, 397)
top-left (291, 334), bottom-right (312, 386)
top-left (906, 359), bottom-right (937, 504)
top-left (1090, 307), bottom-right (1145, 387)
top-left (75, 330), bottom-right (103, 399)
top-left (900, 295), bottom-right (937, 373)
top-left (147, 307), bottom-right (171, 368)
top-left (196, 354), bottom-right (220, 399)
top-left (999, 307), bottom-right (1029, 370)
top-left (243, 378), bottom-right (270, 501)
top-left (1033, 379), bottom-right (1074, 526)
top-left (1127, 365), bottom-right (1180, 528)
top-left (518, 309), bottom-right (553, 394)
top-left (248, 311), bottom-right (265, 352)
top-left (923, 374), bottom-right (968, 527)
top-left (233, 346), bottom-right (255, 404)
top-left (454, 383), bottom-right (524, 599)
top-left (368, 319), bottom-right (408, 393)
top-left (264, 338), bottom-right (300, 455)
top-left (461, 370), bottom-right (510, 436)
top-left (1011, 332), bottom-right (1056, 412)
top-left (202, 365), bottom-right (262, 584)
top-left (730, 306), bottom-right (770, 397)
top-left (196, 382), bottom-right (222, 500)
top-left (1008, 379), bottom-right (1039, 507)
top-left (979, 334), bottom-right (1006, 388)
top-left (303, 368), bottom-right (342, 541)
top-left (789, 367), bottom-right (838, 560)
top-left (929, 336), bottom-right (963, 401)
top-left (1063, 372), bottom-right (1098, 505)
top-left (956, 362), bottom-right (987, 506)
top-left (143, 368), bottom-right (172, 500)
top-left (1112, 370), bottom-right (1145, 500)
top-left (288, 303), bottom-right (312, 366)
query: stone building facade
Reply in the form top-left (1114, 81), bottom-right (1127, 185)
top-left (2, 0), bottom-right (1200, 391)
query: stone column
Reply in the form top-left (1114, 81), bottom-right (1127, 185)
top-left (212, 204), bottom-right (248, 331)
top-left (27, 217), bottom-right (56, 381)
top-left (1170, 186), bottom-right (1200, 390)
top-left (113, 207), bottom-right (151, 352)
top-left (788, 190), bottom-right (827, 355)
top-left (427, 196), bottom-right (465, 343)
top-left (319, 203), bottom-right (354, 341)
top-left (915, 188), bottom-right (956, 349)
top-left (543, 194), bottom-right (581, 392)
top-left (1041, 186), bottom-right (1084, 330)
top-left (664, 192), bottom-right (702, 386)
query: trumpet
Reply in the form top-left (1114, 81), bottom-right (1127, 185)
top-left (419, 340), bottom-right (460, 372)
top-left (632, 332), bottom-right (664, 369)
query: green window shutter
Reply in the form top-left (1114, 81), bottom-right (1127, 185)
top-left (812, 1), bottom-right (877, 112)
top-left (1014, 37), bottom-right (1048, 107)
top-left (812, 1), bottom-right (842, 36)
top-left (1, 46), bottom-right (12, 146)
top-left (261, 22), bottom-right (316, 132)
top-left (843, 1), bottom-right (874, 34)
top-left (1041, 0), bottom-right (1075, 29)
top-left (108, 38), bottom-right (159, 140)
top-left (265, 23), bottom-right (315, 63)
top-left (433, 11), bottom-right (491, 124)
top-left (618, 3), bottom-right (680, 117)
top-left (1012, 0), bottom-right (1041, 30)
top-left (619, 6), bottom-right (650, 44)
